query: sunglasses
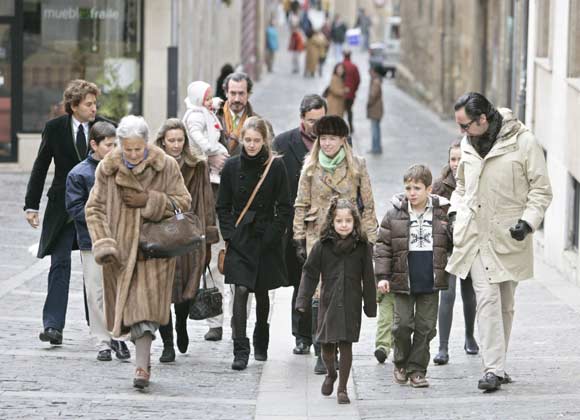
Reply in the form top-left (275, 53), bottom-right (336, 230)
top-left (458, 119), bottom-right (476, 130)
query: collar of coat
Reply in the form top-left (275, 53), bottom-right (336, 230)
top-left (462, 108), bottom-right (524, 159)
top-left (99, 144), bottom-right (168, 191)
top-left (390, 193), bottom-right (450, 213)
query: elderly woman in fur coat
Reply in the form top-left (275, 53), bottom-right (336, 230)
top-left (86, 115), bottom-right (191, 389)
top-left (153, 118), bottom-right (219, 363)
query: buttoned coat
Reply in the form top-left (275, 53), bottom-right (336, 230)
top-left (273, 127), bottom-right (309, 286)
top-left (294, 156), bottom-right (378, 253)
top-left (446, 108), bottom-right (552, 283)
top-left (295, 236), bottom-right (377, 343)
top-left (216, 150), bottom-right (291, 291)
top-left (24, 114), bottom-right (113, 258)
top-left (85, 145), bottom-right (191, 337)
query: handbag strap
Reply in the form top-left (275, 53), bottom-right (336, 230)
top-left (234, 157), bottom-right (275, 227)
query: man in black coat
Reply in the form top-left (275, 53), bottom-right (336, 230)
top-left (273, 94), bottom-right (326, 359)
top-left (24, 79), bottom-right (111, 346)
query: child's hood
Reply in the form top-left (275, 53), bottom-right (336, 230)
top-left (390, 193), bottom-right (450, 211)
top-left (184, 81), bottom-right (211, 109)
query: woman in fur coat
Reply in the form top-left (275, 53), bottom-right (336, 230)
top-left (153, 118), bottom-right (219, 363)
top-left (86, 115), bottom-right (191, 389)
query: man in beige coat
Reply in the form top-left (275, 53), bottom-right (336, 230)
top-left (447, 92), bottom-right (552, 392)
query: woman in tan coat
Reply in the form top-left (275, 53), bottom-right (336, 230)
top-left (153, 118), bottom-right (219, 363)
top-left (293, 115), bottom-right (378, 373)
top-left (305, 31), bottom-right (329, 78)
top-left (86, 115), bottom-right (191, 389)
top-left (326, 63), bottom-right (347, 117)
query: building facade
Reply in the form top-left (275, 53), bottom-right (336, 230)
top-left (1, 0), bottom-right (271, 169)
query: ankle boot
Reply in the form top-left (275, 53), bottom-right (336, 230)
top-left (464, 335), bottom-right (479, 355)
top-left (175, 311), bottom-right (189, 354)
top-left (232, 337), bottom-right (251, 371)
top-left (253, 322), bottom-right (269, 361)
top-left (159, 345), bottom-right (175, 363)
top-left (433, 346), bottom-right (449, 365)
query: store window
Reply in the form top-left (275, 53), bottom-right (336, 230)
top-left (22, 0), bottom-right (142, 131)
top-left (568, 0), bottom-right (580, 77)
top-left (570, 176), bottom-right (580, 250)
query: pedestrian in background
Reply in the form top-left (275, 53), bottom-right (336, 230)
top-left (86, 115), bottom-right (191, 389)
top-left (294, 115), bottom-right (378, 374)
top-left (304, 30), bottom-right (329, 78)
top-left (24, 79), bottom-right (109, 347)
top-left (432, 139), bottom-right (479, 366)
top-left (288, 2), bottom-right (304, 74)
top-left (216, 116), bottom-right (291, 371)
top-left (448, 92), bottom-right (552, 392)
top-left (215, 64), bottom-right (234, 102)
top-left (355, 8), bottom-right (372, 50)
top-left (65, 121), bottom-right (131, 362)
top-left (154, 118), bottom-right (219, 363)
top-left (375, 164), bottom-right (451, 388)
top-left (265, 17), bottom-right (279, 73)
top-left (325, 63), bottom-right (347, 117)
top-left (296, 198), bottom-right (377, 405)
top-left (342, 50), bottom-right (360, 134)
top-left (367, 65), bottom-right (384, 154)
top-left (273, 94), bottom-right (327, 356)
top-left (330, 14), bottom-right (347, 63)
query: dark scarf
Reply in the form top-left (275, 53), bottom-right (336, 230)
top-left (241, 145), bottom-right (269, 170)
top-left (331, 234), bottom-right (356, 255)
top-left (470, 111), bottom-right (503, 158)
top-left (300, 123), bottom-right (315, 151)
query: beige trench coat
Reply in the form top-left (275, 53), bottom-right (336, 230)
top-left (294, 156), bottom-right (378, 252)
top-left (86, 145), bottom-right (192, 337)
top-left (446, 108), bottom-right (552, 283)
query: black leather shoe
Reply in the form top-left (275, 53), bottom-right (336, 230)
top-left (374, 348), bottom-right (388, 364)
top-left (204, 327), bottom-right (223, 341)
top-left (478, 372), bottom-right (501, 391)
top-left (314, 354), bottom-right (326, 374)
top-left (433, 349), bottom-right (449, 365)
top-left (464, 336), bottom-right (479, 355)
top-left (111, 339), bottom-right (131, 360)
top-left (293, 342), bottom-right (311, 355)
top-left (39, 328), bottom-right (62, 345)
top-left (159, 346), bottom-right (176, 363)
top-left (97, 349), bottom-right (112, 361)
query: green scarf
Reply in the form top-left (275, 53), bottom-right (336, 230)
top-left (318, 148), bottom-right (346, 173)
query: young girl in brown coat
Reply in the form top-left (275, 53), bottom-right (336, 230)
top-left (296, 199), bottom-right (377, 405)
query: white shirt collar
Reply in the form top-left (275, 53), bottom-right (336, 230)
top-left (72, 116), bottom-right (90, 135)
top-left (408, 196), bottom-right (433, 219)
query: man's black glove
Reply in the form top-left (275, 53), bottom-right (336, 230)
top-left (294, 239), bottom-right (307, 265)
top-left (509, 219), bottom-right (532, 241)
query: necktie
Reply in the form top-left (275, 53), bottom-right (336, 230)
top-left (76, 124), bottom-right (87, 159)
top-left (233, 115), bottom-right (239, 130)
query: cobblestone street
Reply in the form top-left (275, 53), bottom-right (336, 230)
top-left (1, 43), bottom-right (580, 420)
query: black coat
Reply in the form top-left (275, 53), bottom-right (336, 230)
top-left (272, 127), bottom-right (309, 286)
top-left (216, 148), bottom-right (291, 291)
top-left (24, 115), bottom-right (113, 258)
top-left (295, 236), bottom-right (377, 343)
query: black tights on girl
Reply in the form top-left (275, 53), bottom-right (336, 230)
top-left (321, 341), bottom-right (353, 401)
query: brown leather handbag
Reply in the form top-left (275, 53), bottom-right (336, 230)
top-left (139, 199), bottom-right (204, 259)
top-left (217, 157), bottom-right (274, 274)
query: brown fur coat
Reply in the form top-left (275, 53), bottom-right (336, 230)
top-left (85, 145), bottom-right (191, 337)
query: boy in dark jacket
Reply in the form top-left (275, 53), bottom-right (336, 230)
top-left (374, 164), bottom-right (450, 388)
top-left (65, 121), bottom-right (130, 362)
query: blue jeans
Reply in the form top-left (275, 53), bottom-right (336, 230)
top-left (43, 222), bottom-right (75, 331)
top-left (370, 119), bottom-right (382, 152)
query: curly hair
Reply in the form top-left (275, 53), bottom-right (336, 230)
top-left (319, 198), bottom-right (367, 242)
top-left (63, 79), bottom-right (100, 115)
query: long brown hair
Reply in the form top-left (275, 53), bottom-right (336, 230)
top-left (319, 198), bottom-right (367, 243)
top-left (153, 118), bottom-right (205, 165)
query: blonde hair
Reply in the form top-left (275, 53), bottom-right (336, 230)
top-left (302, 137), bottom-right (359, 180)
top-left (241, 116), bottom-right (276, 163)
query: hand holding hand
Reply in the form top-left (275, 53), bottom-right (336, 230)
top-left (377, 280), bottom-right (390, 294)
top-left (122, 190), bottom-right (148, 208)
top-left (295, 239), bottom-right (307, 265)
top-left (25, 211), bottom-right (40, 229)
top-left (509, 219), bottom-right (532, 241)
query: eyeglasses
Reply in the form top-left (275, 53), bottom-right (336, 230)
top-left (458, 119), bottom-right (476, 130)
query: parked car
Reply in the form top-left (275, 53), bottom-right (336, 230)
top-left (369, 16), bottom-right (401, 78)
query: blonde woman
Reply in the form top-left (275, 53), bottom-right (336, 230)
top-left (293, 115), bottom-right (378, 374)
top-left (216, 116), bottom-right (291, 371)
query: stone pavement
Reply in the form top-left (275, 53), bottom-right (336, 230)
top-left (2, 31), bottom-right (580, 420)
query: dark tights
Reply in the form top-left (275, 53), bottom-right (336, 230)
top-left (438, 275), bottom-right (477, 349)
top-left (321, 342), bottom-right (353, 392)
top-left (232, 285), bottom-right (270, 339)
